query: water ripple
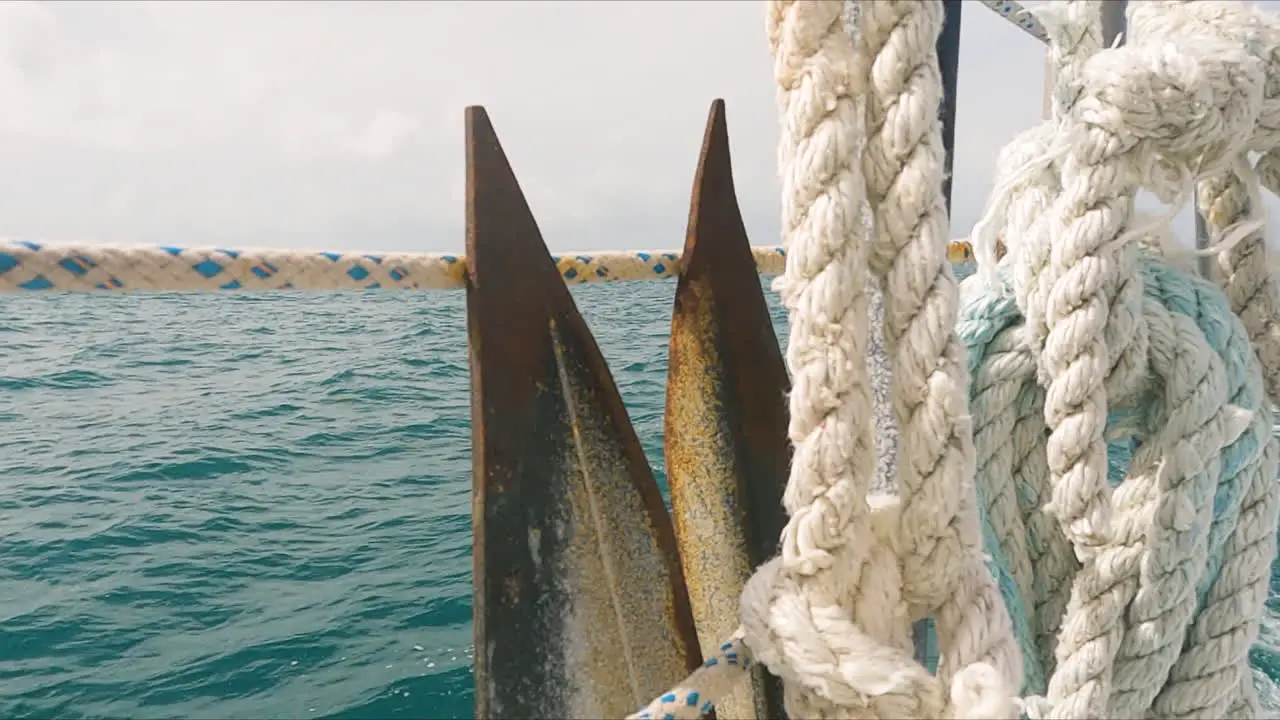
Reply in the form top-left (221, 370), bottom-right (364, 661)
top-left (0, 279), bottom-right (1275, 718)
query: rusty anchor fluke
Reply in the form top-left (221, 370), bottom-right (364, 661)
top-left (664, 100), bottom-right (790, 720)
top-left (465, 101), bottom-right (790, 719)
top-left (465, 106), bottom-right (702, 719)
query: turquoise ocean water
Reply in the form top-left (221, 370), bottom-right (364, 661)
top-left (2, 279), bottom-right (1278, 718)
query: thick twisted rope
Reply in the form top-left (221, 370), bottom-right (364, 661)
top-left (1144, 261), bottom-right (1277, 718)
top-left (637, 2), bottom-right (1013, 717)
top-left (1161, 0), bottom-right (1280, 404)
top-left (959, 252), bottom-right (1272, 720)
top-left (1041, 0), bottom-right (1105, 122)
top-left (966, 2), bottom-right (1277, 717)
top-left (752, 3), bottom-right (939, 718)
top-left (855, 0), bottom-right (1021, 696)
top-left (633, 2), bottom-right (1280, 719)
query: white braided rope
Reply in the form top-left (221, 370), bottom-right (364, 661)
top-left (747, 2), bottom-right (938, 717)
top-left (968, 2), bottom-right (1277, 717)
top-left (854, 0), bottom-right (1022, 697)
top-left (1166, 0), bottom-right (1280, 402)
top-left (1173, 5), bottom-right (1280, 716)
top-left (633, 2), bottom-right (1280, 719)
top-left (637, 2), bottom-right (1016, 718)
top-left (0, 240), bottom-right (978, 294)
top-left (1041, 0), bottom-right (1105, 122)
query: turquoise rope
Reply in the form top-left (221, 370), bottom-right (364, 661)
top-left (1142, 261), bottom-right (1267, 612)
top-left (636, 255), bottom-right (1275, 719)
top-left (951, 252), bottom-right (1273, 697)
top-left (955, 274), bottom-right (1048, 694)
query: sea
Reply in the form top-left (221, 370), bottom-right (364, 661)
top-left (2, 278), bottom-right (1278, 719)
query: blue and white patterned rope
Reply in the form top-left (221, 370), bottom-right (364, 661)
top-left (630, 636), bottom-right (754, 720)
top-left (0, 240), bottom-right (786, 293)
top-left (981, 0), bottom-right (1049, 43)
top-left (0, 238), bottom-right (977, 293)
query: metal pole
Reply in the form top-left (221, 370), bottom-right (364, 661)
top-left (938, 0), bottom-right (963, 215)
top-left (1101, 1), bottom-right (1127, 47)
top-left (1195, 205), bottom-right (1213, 280)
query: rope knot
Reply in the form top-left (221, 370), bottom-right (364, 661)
top-left (1070, 30), bottom-right (1265, 196)
top-left (738, 556), bottom-right (949, 718)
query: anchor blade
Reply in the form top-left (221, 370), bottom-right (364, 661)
top-left (465, 106), bottom-right (701, 720)
top-left (665, 100), bottom-right (790, 720)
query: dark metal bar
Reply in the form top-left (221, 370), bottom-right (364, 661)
top-left (1101, 0), bottom-right (1127, 46)
top-left (1196, 204), bottom-right (1213, 280)
top-left (665, 99), bottom-right (789, 720)
top-left (465, 106), bottom-right (702, 719)
top-left (938, 0), bottom-right (963, 215)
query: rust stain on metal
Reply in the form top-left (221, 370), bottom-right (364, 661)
top-left (665, 99), bottom-right (790, 720)
top-left (464, 106), bottom-right (701, 719)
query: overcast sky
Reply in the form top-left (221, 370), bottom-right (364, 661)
top-left (0, 0), bottom-right (1275, 253)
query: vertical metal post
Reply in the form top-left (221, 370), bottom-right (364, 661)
top-left (912, 0), bottom-right (962, 669)
top-left (938, 0), bottom-right (962, 215)
top-left (1101, 1), bottom-right (1127, 48)
top-left (1196, 206), bottom-right (1213, 279)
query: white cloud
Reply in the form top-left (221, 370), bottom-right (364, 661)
top-left (0, 0), bottom-right (1276, 252)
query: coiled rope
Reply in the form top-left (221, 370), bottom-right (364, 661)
top-left (632, 1), bottom-right (1280, 718)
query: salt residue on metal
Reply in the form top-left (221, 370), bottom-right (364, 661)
top-left (548, 318), bottom-right (699, 715)
top-left (463, 105), bottom-right (700, 718)
top-left (665, 100), bottom-right (788, 720)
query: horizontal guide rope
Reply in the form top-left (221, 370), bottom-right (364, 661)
top-left (0, 240), bottom-right (772, 293)
top-left (0, 239), bottom-right (976, 294)
top-left (980, 0), bottom-right (1048, 43)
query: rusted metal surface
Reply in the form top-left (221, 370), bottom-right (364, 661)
top-left (465, 106), bottom-right (702, 719)
top-left (664, 99), bottom-right (790, 720)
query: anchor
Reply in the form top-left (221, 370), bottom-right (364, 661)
top-left (465, 101), bottom-right (789, 719)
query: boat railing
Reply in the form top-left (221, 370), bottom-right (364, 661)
top-left (0, 0), bottom-right (1050, 296)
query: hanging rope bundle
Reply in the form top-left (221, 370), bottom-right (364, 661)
top-left (633, 1), bottom-right (1280, 718)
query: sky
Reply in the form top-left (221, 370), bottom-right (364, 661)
top-left (0, 0), bottom-right (1275, 254)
